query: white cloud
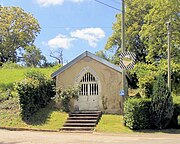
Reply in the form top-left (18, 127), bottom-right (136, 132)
top-left (71, 28), bottom-right (105, 48)
top-left (70, 0), bottom-right (84, 3)
top-left (48, 34), bottom-right (75, 49)
top-left (37, 0), bottom-right (64, 7)
top-left (36, 0), bottom-right (84, 7)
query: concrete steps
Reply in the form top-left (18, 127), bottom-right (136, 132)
top-left (61, 111), bottom-right (102, 132)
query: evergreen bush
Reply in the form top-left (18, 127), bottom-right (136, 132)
top-left (151, 75), bottom-right (174, 129)
top-left (15, 71), bottom-right (55, 120)
top-left (168, 96), bottom-right (180, 128)
top-left (124, 98), bottom-right (151, 130)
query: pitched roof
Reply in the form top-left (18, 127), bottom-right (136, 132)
top-left (51, 51), bottom-right (122, 78)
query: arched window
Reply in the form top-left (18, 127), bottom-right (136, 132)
top-left (79, 72), bottom-right (98, 96)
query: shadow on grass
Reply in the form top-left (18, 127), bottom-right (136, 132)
top-left (0, 83), bottom-right (13, 91)
top-left (24, 106), bottom-right (57, 126)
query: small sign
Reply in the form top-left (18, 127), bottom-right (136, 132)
top-left (119, 51), bottom-right (136, 70)
top-left (119, 90), bottom-right (125, 96)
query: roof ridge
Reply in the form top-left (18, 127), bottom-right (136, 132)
top-left (51, 51), bottom-right (121, 78)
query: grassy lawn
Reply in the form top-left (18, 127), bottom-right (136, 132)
top-left (0, 102), bottom-right (180, 133)
top-left (95, 114), bottom-right (180, 134)
top-left (0, 67), bottom-right (180, 133)
top-left (0, 66), bottom-right (68, 131)
top-left (95, 114), bottom-right (133, 133)
top-left (0, 98), bottom-right (68, 130)
top-left (0, 67), bottom-right (59, 91)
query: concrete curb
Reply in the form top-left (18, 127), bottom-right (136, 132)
top-left (0, 126), bottom-right (59, 132)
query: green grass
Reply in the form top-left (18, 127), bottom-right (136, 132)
top-left (0, 67), bottom-right (59, 91)
top-left (95, 115), bottom-right (133, 133)
top-left (95, 95), bottom-right (180, 133)
top-left (0, 67), bottom-right (180, 132)
top-left (0, 100), bottom-right (68, 130)
top-left (0, 66), bottom-right (67, 131)
top-left (95, 114), bottom-right (180, 134)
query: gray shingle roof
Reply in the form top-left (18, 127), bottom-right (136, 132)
top-left (51, 51), bottom-right (122, 78)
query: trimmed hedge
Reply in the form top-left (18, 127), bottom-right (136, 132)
top-left (124, 97), bottom-right (180, 130)
top-left (124, 98), bottom-right (151, 130)
top-left (168, 97), bottom-right (180, 128)
top-left (15, 71), bottom-right (55, 120)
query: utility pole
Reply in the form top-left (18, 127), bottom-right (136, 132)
top-left (167, 21), bottom-right (171, 92)
top-left (121, 0), bottom-right (125, 53)
top-left (120, 0), bottom-right (126, 114)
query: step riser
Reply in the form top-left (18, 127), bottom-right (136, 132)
top-left (61, 111), bottom-right (102, 132)
top-left (64, 124), bottom-right (96, 127)
top-left (72, 111), bottom-right (101, 114)
top-left (61, 131), bottom-right (93, 133)
top-left (63, 125), bottom-right (95, 128)
top-left (70, 115), bottom-right (99, 117)
top-left (62, 128), bottom-right (94, 131)
top-left (68, 117), bottom-right (98, 120)
top-left (66, 120), bottom-right (97, 123)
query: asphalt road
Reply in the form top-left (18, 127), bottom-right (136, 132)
top-left (0, 129), bottom-right (180, 144)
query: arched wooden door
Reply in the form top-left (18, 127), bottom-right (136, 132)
top-left (78, 72), bottom-right (99, 110)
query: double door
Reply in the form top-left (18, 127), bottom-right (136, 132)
top-left (78, 72), bottom-right (99, 110)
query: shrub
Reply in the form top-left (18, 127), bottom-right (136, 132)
top-left (168, 96), bottom-right (180, 128)
top-left (151, 75), bottom-right (174, 129)
top-left (157, 60), bottom-right (180, 95)
top-left (132, 63), bottom-right (157, 98)
top-left (55, 87), bottom-right (79, 112)
top-left (167, 103), bottom-right (180, 128)
top-left (124, 98), bottom-right (151, 130)
top-left (173, 96), bottom-right (180, 116)
top-left (132, 61), bottom-right (180, 98)
top-left (25, 70), bottom-right (46, 81)
top-left (15, 71), bottom-right (55, 120)
top-left (0, 89), bottom-right (18, 102)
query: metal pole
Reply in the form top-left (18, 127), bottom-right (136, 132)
top-left (120, 0), bottom-right (126, 114)
top-left (167, 22), bottom-right (171, 92)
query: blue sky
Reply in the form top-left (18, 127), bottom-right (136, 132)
top-left (2, 0), bottom-right (121, 63)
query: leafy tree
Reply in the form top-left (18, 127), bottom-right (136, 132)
top-left (41, 61), bottom-right (60, 68)
top-left (0, 6), bottom-right (41, 63)
top-left (95, 50), bottom-right (120, 65)
top-left (140, 0), bottom-right (180, 63)
top-left (131, 62), bottom-right (158, 98)
top-left (95, 50), bottom-right (109, 61)
top-left (151, 75), bottom-right (174, 129)
top-left (132, 60), bottom-right (180, 98)
top-left (106, 0), bottom-right (152, 63)
top-left (105, 0), bottom-right (180, 64)
top-left (22, 45), bottom-right (46, 67)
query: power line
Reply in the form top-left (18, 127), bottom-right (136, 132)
top-left (94, 0), bottom-right (134, 17)
top-left (94, 0), bottom-right (120, 11)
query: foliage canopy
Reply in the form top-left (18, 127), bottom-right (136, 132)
top-left (106, 0), bottom-right (180, 64)
top-left (0, 6), bottom-right (41, 63)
